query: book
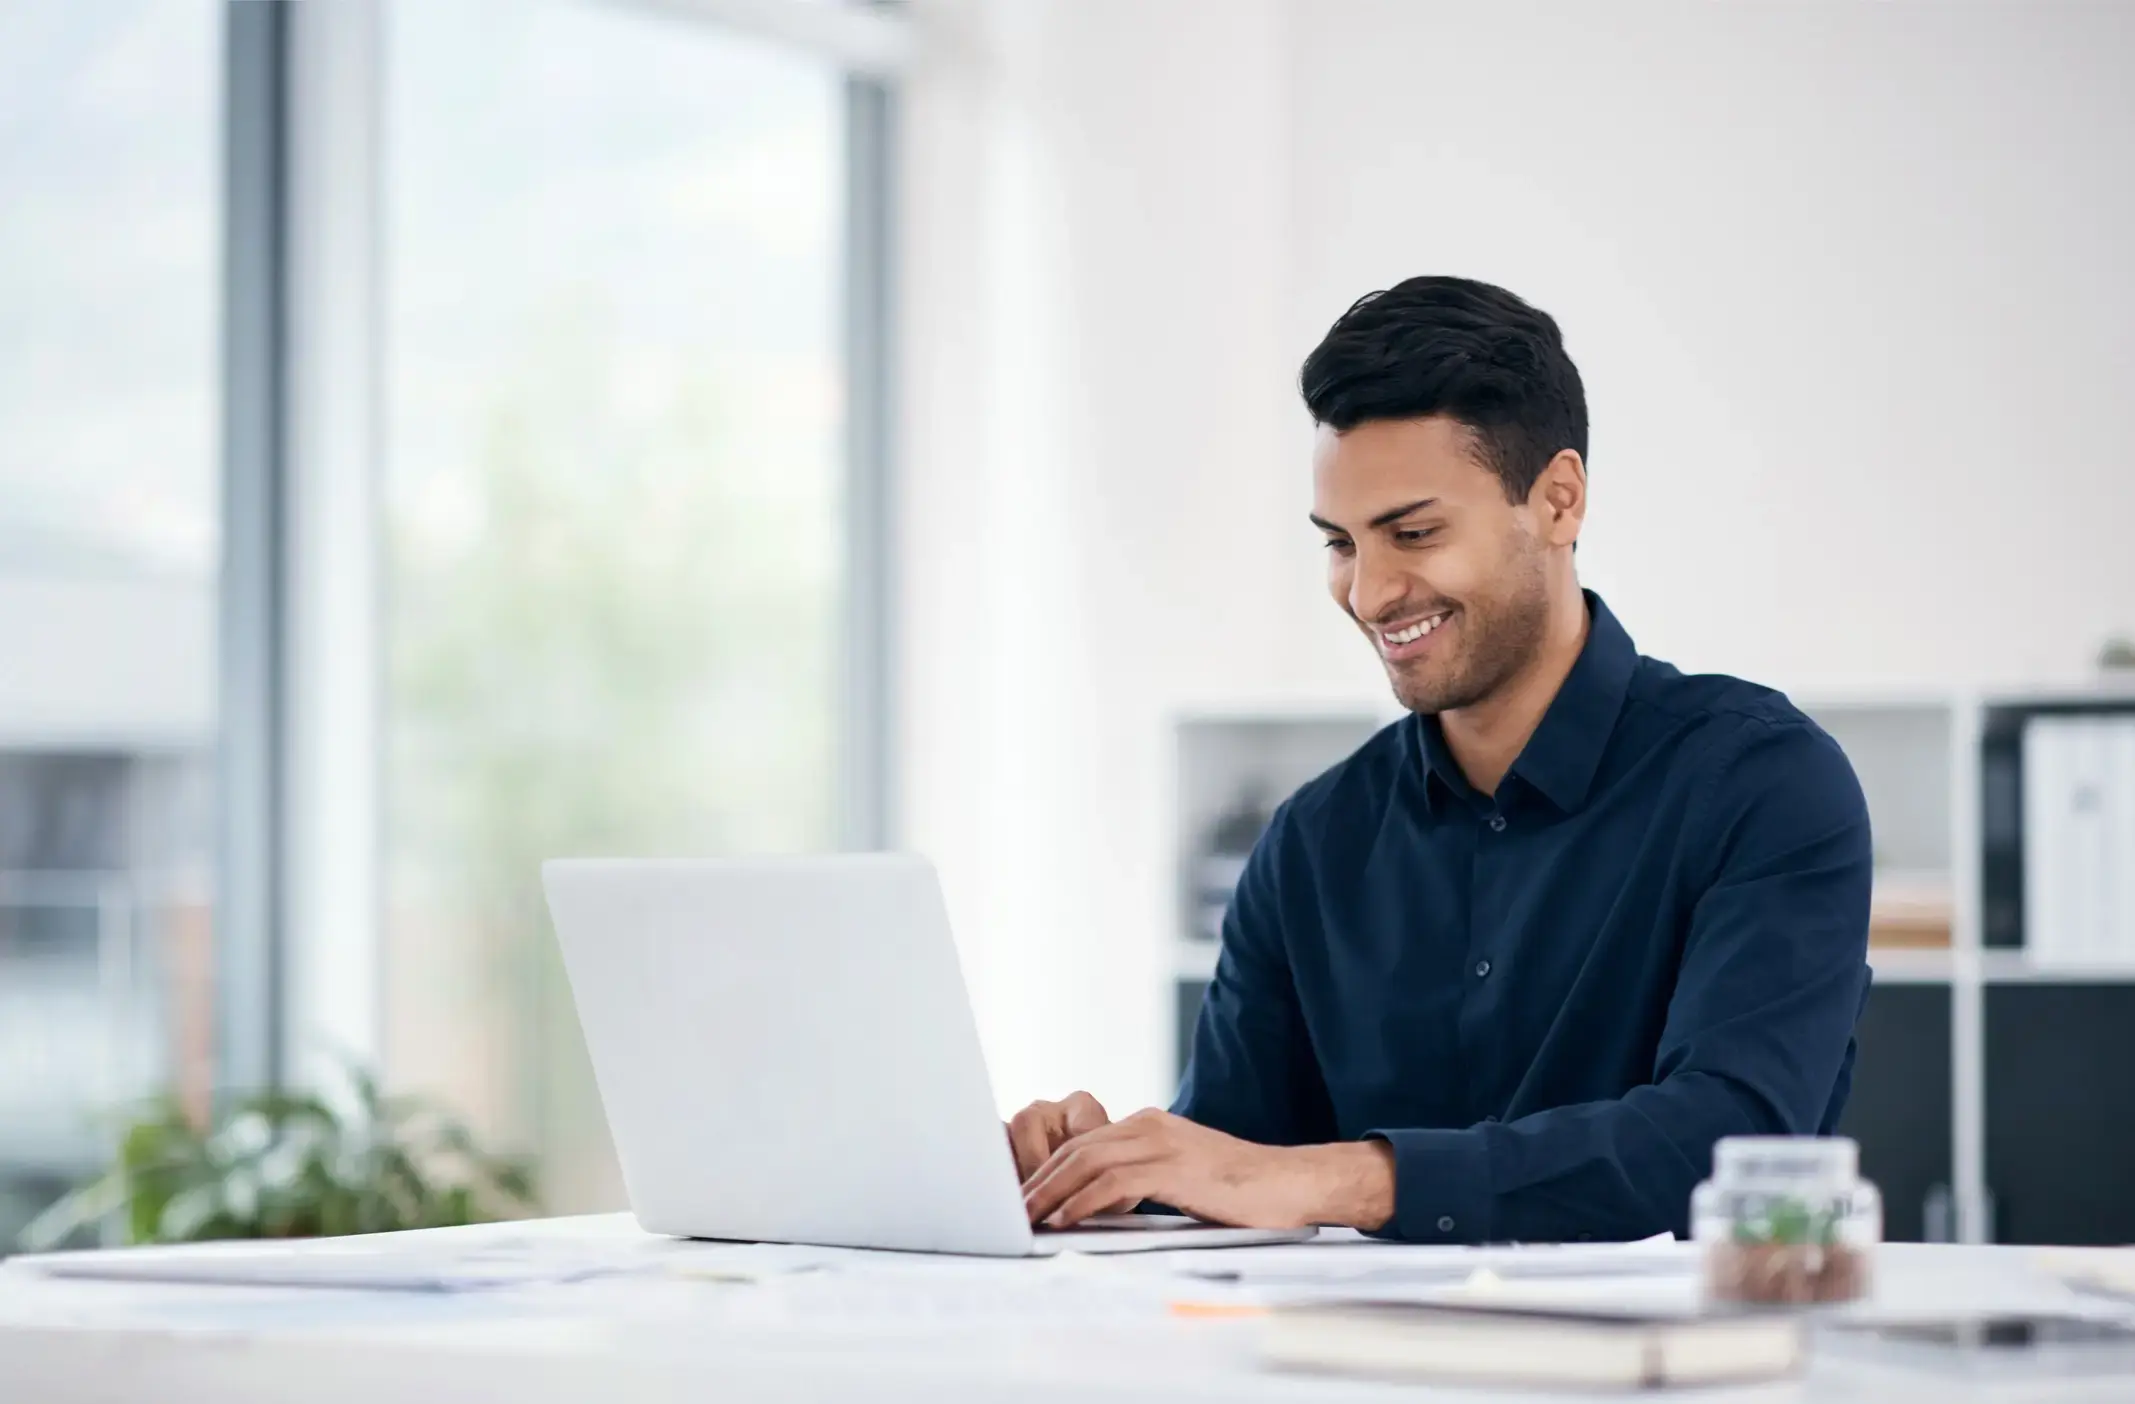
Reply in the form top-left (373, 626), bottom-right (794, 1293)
top-left (2024, 716), bottom-right (2127, 969)
top-left (1262, 1299), bottom-right (1806, 1390)
top-left (2111, 720), bottom-right (2135, 965)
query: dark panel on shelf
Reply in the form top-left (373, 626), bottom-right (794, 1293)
top-left (1986, 983), bottom-right (2135, 1245)
top-left (1174, 977), bottom-right (1209, 1088)
top-left (1836, 981), bottom-right (1953, 1242)
top-left (1980, 713), bottom-right (2024, 949)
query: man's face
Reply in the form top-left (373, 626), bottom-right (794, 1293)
top-left (1311, 416), bottom-right (1554, 715)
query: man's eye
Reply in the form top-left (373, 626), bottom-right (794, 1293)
top-left (1323, 539), bottom-right (1355, 556)
top-left (1395, 528), bottom-right (1436, 545)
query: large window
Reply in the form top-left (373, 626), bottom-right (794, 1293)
top-left (383, 1), bottom-right (849, 1211)
top-left (0, 0), bottom-right (221, 1246)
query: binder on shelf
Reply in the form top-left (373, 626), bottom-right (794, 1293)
top-left (2069, 718), bottom-right (2105, 965)
top-left (2023, 714), bottom-right (2135, 970)
top-left (2023, 717), bottom-right (2066, 966)
top-left (2114, 720), bottom-right (2135, 966)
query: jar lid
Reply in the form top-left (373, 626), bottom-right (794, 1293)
top-left (1712, 1135), bottom-right (1858, 1183)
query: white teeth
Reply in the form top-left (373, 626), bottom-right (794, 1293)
top-left (1382, 613), bottom-right (1447, 647)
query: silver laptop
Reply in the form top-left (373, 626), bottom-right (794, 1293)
top-left (542, 854), bottom-right (1310, 1256)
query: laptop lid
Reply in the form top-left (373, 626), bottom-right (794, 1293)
top-left (543, 855), bottom-right (1036, 1255)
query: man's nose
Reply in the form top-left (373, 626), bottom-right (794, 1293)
top-left (1349, 545), bottom-right (1407, 624)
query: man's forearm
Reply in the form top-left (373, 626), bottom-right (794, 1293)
top-left (1284, 1140), bottom-right (1397, 1231)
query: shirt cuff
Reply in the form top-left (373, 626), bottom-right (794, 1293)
top-left (1364, 1126), bottom-right (1493, 1243)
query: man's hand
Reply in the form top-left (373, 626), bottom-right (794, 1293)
top-left (1005, 1091), bottom-right (1115, 1182)
top-left (1020, 1108), bottom-right (1397, 1232)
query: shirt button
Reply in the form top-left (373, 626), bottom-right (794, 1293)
top-left (1474, 959), bottom-right (1492, 978)
top-left (1487, 814), bottom-right (1507, 832)
top-left (1438, 1215), bottom-right (1456, 1233)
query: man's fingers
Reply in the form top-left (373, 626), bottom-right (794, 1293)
top-left (1048, 1168), bottom-right (1147, 1229)
top-left (1005, 1105), bottom-right (1060, 1181)
top-left (1022, 1117), bottom-right (1135, 1195)
top-left (1061, 1091), bottom-right (1110, 1138)
top-left (1022, 1135), bottom-right (1151, 1225)
top-left (1005, 1094), bottom-right (1111, 1181)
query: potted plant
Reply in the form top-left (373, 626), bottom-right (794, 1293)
top-left (17, 1066), bottom-right (537, 1251)
top-left (1706, 1194), bottom-right (1869, 1305)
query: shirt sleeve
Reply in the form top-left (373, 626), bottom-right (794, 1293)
top-left (1367, 719), bottom-right (1874, 1244)
top-left (1170, 800), bottom-right (1338, 1147)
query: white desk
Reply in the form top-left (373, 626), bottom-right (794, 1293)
top-left (4, 1217), bottom-right (2134, 1403)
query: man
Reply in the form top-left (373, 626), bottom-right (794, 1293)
top-left (1012, 276), bottom-right (1872, 1244)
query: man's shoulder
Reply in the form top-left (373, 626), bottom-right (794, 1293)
top-left (1621, 655), bottom-right (1861, 807)
top-left (1277, 716), bottom-right (1411, 836)
top-left (1624, 653), bottom-right (1828, 748)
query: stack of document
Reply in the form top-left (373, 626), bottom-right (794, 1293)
top-left (2023, 715), bottom-right (2135, 969)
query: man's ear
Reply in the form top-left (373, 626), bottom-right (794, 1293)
top-left (1530, 449), bottom-right (1586, 548)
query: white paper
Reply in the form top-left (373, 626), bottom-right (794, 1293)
top-left (22, 1243), bottom-right (634, 1293)
top-left (14, 1230), bottom-right (844, 1293)
top-left (1102, 1230), bottom-right (1689, 1287)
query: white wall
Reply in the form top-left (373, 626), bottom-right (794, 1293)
top-left (899, 0), bottom-right (2135, 1114)
top-left (1285, 0), bottom-right (2135, 694)
top-left (900, 0), bottom-right (1304, 1116)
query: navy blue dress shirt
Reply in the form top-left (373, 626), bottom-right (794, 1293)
top-left (1172, 592), bottom-right (1873, 1244)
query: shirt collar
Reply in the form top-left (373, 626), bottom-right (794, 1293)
top-left (1415, 715), bottom-right (1476, 814)
top-left (1413, 590), bottom-right (1638, 816)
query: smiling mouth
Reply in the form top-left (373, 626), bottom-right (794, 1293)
top-left (1369, 608), bottom-right (1454, 663)
top-left (1379, 612), bottom-right (1449, 646)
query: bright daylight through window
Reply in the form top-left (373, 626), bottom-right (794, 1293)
top-left (383, 0), bottom-right (849, 1212)
top-left (0, 0), bottom-right (221, 1250)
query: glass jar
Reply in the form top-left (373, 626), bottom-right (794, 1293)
top-left (1692, 1136), bottom-right (1880, 1305)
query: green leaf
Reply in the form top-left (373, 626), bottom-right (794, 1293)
top-left (16, 1174), bottom-right (128, 1252)
top-left (28, 1064), bottom-right (533, 1247)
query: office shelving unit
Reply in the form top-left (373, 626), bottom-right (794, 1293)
top-left (1169, 682), bottom-right (2135, 1246)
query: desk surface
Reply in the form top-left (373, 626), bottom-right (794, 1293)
top-left (5, 1216), bottom-right (2134, 1403)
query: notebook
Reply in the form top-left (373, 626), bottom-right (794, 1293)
top-left (1262, 1298), bottom-right (1806, 1390)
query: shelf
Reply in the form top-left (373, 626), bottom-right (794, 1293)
top-left (1796, 692), bottom-right (1962, 717)
top-left (1869, 948), bottom-right (1956, 983)
top-left (1976, 681), bottom-right (2135, 709)
top-left (1978, 950), bottom-right (2135, 984)
top-left (1791, 682), bottom-right (2135, 712)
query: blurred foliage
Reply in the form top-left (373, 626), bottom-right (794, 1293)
top-left (1729, 1195), bottom-right (1842, 1248)
top-left (16, 1065), bottom-right (536, 1251)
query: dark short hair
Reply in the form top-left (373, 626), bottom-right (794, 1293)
top-left (1300, 276), bottom-right (1588, 502)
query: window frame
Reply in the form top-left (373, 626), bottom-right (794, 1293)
top-left (216, 0), bottom-right (905, 1097)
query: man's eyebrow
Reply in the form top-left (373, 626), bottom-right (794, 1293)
top-left (1308, 498), bottom-right (1439, 534)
